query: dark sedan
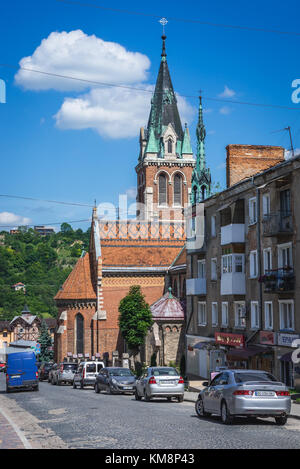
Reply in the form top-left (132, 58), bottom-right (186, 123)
top-left (95, 367), bottom-right (136, 395)
top-left (39, 362), bottom-right (54, 381)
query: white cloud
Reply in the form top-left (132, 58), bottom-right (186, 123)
top-left (218, 85), bottom-right (236, 98)
top-left (219, 106), bottom-right (232, 115)
top-left (16, 29), bottom-right (195, 139)
top-left (0, 212), bottom-right (31, 227)
top-left (15, 30), bottom-right (151, 92)
top-left (54, 86), bottom-right (195, 139)
top-left (285, 148), bottom-right (300, 159)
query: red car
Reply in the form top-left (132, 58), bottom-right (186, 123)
top-left (0, 362), bottom-right (6, 372)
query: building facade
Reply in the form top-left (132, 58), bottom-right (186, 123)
top-left (186, 146), bottom-right (300, 386)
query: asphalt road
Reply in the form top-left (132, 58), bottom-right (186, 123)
top-left (1, 374), bottom-right (300, 449)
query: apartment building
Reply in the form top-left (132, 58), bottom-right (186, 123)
top-left (186, 145), bottom-right (300, 387)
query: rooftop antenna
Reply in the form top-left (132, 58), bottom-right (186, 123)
top-left (271, 126), bottom-right (295, 158)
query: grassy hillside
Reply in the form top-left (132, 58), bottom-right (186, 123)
top-left (0, 223), bottom-right (90, 321)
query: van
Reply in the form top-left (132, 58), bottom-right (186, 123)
top-left (73, 361), bottom-right (105, 389)
top-left (6, 351), bottom-right (39, 393)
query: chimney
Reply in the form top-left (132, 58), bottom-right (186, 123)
top-left (226, 145), bottom-right (285, 188)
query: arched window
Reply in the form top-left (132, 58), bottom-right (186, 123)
top-left (193, 186), bottom-right (198, 204)
top-left (76, 313), bottom-right (84, 355)
top-left (167, 138), bottom-right (173, 154)
top-left (159, 174), bottom-right (167, 206)
top-left (201, 185), bottom-right (206, 201)
top-left (174, 174), bottom-right (182, 206)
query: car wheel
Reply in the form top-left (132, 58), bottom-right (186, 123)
top-left (95, 383), bottom-right (100, 394)
top-left (107, 385), bottom-right (114, 395)
top-left (167, 397), bottom-right (172, 402)
top-left (135, 390), bottom-right (142, 401)
top-left (177, 395), bottom-right (184, 403)
top-left (33, 385), bottom-right (39, 392)
top-left (275, 415), bottom-right (288, 426)
top-left (80, 381), bottom-right (84, 389)
top-left (144, 391), bottom-right (151, 402)
top-left (221, 401), bottom-right (233, 425)
top-left (73, 380), bottom-right (77, 389)
top-left (195, 397), bottom-right (209, 417)
top-left (6, 386), bottom-right (11, 394)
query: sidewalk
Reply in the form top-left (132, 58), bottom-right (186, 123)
top-left (0, 407), bottom-right (31, 449)
top-left (183, 391), bottom-right (300, 421)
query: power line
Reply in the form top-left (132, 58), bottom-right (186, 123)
top-left (0, 194), bottom-right (94, 207)
top-left (56, 0), bottom-right (300, 37)
top-left (1, 62), bottom-right (299, 112)
top-left (0, 219), bottom-right (90, 228)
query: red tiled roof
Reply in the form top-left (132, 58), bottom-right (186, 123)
top-left (101, 241), bottom-right (184, 268)
top-left (170, 246), bottom-right (186, 268)
top-left (54, 253), bottom-right (96, 301)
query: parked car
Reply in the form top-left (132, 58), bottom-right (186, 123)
top-left (195, 369), bottom-right (291, 425)
top-left (0, 362), bottom-right (6, 373)
top-left (52, 362), bottom-right (78, 385)
top-left (39, 362), bottom-right (54, 381)
top-left (48, 363), bottom-right (58, 383)
top-left (73, 361), bottom-right (105, 389)
top-left (135, 367), bottom-right (185, 402)
top-left (95, 367), bottom-right (136, 395)
top-left (6, 351), bottom-right (39, 393)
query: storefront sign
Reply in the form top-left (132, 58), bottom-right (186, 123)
top-left (215, 332), bottom-right (244, 348)
top-left (277, 333), bottom-right (300, 348)
top-left (260, 331), bottom-right (276, 346)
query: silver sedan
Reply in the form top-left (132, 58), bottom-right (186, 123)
top-left (195, 369), bottom-right (291, 425)
top-left (135, 367), bottom-right (185, 402)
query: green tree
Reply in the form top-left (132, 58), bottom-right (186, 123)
top-left (37, 320), bottom-right (53, 362)
top-left (118, 285), bottom-right (153, 352)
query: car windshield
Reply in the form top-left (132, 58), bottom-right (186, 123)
top-left (109, 369), bottom-right (134, 377)
top-left (234, 372), bottom-right (277, 383)
top-left (86, 364), bottom-right (96, 373)
top-left (63, 364), bottom-right (78, 371)
top-left (152, 368), bottom-right (179, 377)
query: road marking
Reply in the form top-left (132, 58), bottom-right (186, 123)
top-left (0, 406), bottom-right (32, 449)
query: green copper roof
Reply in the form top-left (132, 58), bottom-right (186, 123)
top-left (147, 36), bottom-right (183, 143)
top-left (182, 124), bottom-right (193, 154)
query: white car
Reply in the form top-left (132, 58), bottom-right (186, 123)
top-left (73, 361), bottom-right (105, 389)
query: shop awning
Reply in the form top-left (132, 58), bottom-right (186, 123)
top-left (227, 346), bottom-right (270, 362)
top-left (279, 351), bottom-right (300, 362)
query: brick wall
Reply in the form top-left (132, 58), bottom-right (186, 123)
top-left (226, 145), bottom-right (284, 188)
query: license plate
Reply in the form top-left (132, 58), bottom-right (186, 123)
top-left (160, 380), bottom-right (175, 385)
top-left (11, 375), bottom-right (21, 379)
top-left (255, 391), bottom-right (275, 397)
top-left (123, 387), bottom-right (133, 390)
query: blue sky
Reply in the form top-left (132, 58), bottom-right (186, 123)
top-left (0, 0), bottom-right (300, 231)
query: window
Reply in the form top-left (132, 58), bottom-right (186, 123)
top-left (158, 174), bottom-right (167, 206)
top-left (197, 260), bottom-right (206, 279)
top-left (235, 302), bottom-right (246, 328)
top-left (279, 300), bottom-right (294, 331)
top-left (249, 197), bottom-right (257, 225)
top-left (173, 174), bottom-right (182, 206)
top-left (222, 254), bottom-right (232, 274)
top-left (221, 303), bottom-right (229, 326)
top-left (263, 248), bottom-right (272, 273)
top-left (251, 301), bottom-right (260, 329)
top-left (280, 189), bottom-right (291, 216)
top-left (234, 255), bottom-right (244, 273)
top-left (262, 194), bottom-right (271, 217)
top-left (211, 258), bottom-right (217, 281)
top-left (212, 303), bottom-right (218, 327)
top-left (278, 243), bottom-right (293, 269)
top-left (211, 215), bottom-right (216, 237)
top-left (198, 302), bottom-right (207, 326)
top-left (250, 251), bottom-right (258, 278)
top-left (167, 138), bottom-right (173, 154)
top-left (264, 302), bottom-right (273, 330)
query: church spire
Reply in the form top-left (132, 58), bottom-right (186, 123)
top-left (191, 95), bottom-right (211, 204)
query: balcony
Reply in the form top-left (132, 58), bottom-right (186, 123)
top-left (263, 212), bottom-right (293, 237)
top-left (186, 278), bottom-right (206, 296)
top-left (221, 273), bottom-right (246, 295)
top-left (260, 268), bottom-right (295, 293)
top-left (221, 224), bottom-right (245, 246)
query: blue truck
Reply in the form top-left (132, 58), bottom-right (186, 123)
top-left (6, 351), bottom-right (39, 393)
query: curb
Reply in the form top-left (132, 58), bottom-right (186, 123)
top-left (0, 405), bottom-right (32, 449)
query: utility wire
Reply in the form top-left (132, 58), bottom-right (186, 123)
top-left (56, 0), bottom-right (300, 37)
top-left (0, 194), bottom-right (94, 207)
top-left (0, 62), bottom-right (299, 112)
top-left (0, 219), bottom-right (90, 228)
